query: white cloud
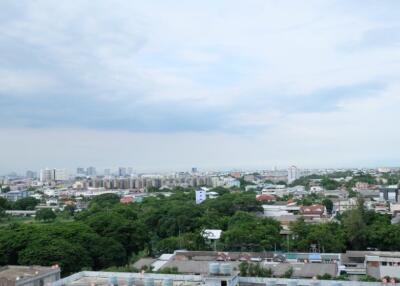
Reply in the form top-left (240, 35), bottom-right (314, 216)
top-left (0, 0), bottom-right (400, 171)
top-left (0, 69), bottom-right (58, 94)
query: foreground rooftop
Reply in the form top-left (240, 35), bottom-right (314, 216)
top-left (51, 271), bottom-right (386, 286)
top-left (0, 265), bottom-right (60, 286)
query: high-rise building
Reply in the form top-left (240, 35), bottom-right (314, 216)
top-left (26, 170), bottom-right (37, 179)
top-left (192, 167), bottom-right (198, 173)
top-left (118, 167), bottom-right (127, 177)
top-left (54, 169), bottom-right (68, 181)
top-left (40, 168), bottom-right (55, 182)
top-left (104, 168), bottom-right (111, 176)
top-left (195, 189), bottom-right (206, 204)
top-left (127, 167), bottom-right (133, 176)
top-left (86, 166), bottom-right (96, 176)
top-left (288, 165), bottom-right (299, 184)
top-left (76, 167), bottom-right (86, 176)
top-left (40, 168), bottom-right (68, 182)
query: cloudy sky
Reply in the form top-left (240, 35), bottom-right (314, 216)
top-left (1, 0), bottom-right (400, 174)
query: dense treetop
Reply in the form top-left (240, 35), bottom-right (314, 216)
top-left (1, 187), bottom-right (400, 276)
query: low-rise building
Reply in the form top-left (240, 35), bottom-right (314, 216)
top-left (263, 203), bottom-right (299, 217)
top-left (256, 194), bottom-right (276, 202)
top-left (365, 252), bottom-right (400, 279)
top-left (379, 186), bottom-right (399, 203)
top-left (0, 265), bottom-right (60, 286)
top-left (299, 204), bottom-right (325, 217)
top-left (1, 190), bottom-right (28, 202)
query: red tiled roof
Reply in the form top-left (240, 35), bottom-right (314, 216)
top-left (256, 194), bottom-right (276, 202)
top-left (300, 204), bottom-right (324, 215)
top-left (120, 196), bottom-right (134, 204)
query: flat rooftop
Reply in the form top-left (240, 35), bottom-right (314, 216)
top-left (52, 272), bottom-right (203, 286)
top-left (53, 272), bottom-right (384, 286)
top-left (63, 276), bottom-right (201, 286)
top-left (0, 265), bottom-right (59, 281)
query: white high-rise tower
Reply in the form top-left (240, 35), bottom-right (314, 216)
top-left (288, 165), bottom-right (299, 184)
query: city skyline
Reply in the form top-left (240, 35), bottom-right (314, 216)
top-left (1, 1), bottom-right (400, 173)
top-left (3, 164), bottom-right (400, 178)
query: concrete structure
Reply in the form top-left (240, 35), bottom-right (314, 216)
top-left (256, 194), bottom-right (276, 202)
top-left (134, 251), bottom-right (340, 279)
top-left (341, 250), bottom-right (400, 279)
top-left (25, 171), bottom-right (37, 179)
top-left (365, 252), bottom-right (400, 279)
top-left (333, 198), bottom-right (357, 214)
top-left (299, 204), bottom-right (325, 217)
top-left (379, 186), bottom-right (399, 203)
top-left (0, 265), bottom-right (60, 286)
top-left (86, 166), bottom-right (96, 176)
top-left (76, 167), bottom-right (86, 176)
top-left (54, 169), bottom-right (68, 181)
top-left (196, 189), bottom-right (206, 204)
top-left (127, 167), bottom-right (133, 176)
top-left (118, 167), bottom-right (127, 177)
top-left (5, 210), bottom-right (36, 217)
top-left (51, 272), bottom-right (202, 286)
top-left (263, 203), bottom-right (299, 217)
top-left (202, 230), bottom-right (222, 240)
top-left (51, 270), bottom-right (389, 286)
top-left (222, 178), bottom-right (240, 188)
top-left (39, 168), bottom-right (68, 182)
top-left (288, 166), bottom-right (300, 184)
top-left (40, 168), bottom-right (54, 183)
top-left (1, 190), bottom-right (28, 202)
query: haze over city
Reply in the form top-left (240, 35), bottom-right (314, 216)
top-left (4, 1), bottom-right (400, 284)
top-left (1, 1), bottom-right (400, 173)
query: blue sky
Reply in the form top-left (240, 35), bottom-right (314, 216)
top-left (1, 0), bottom-right (400, 173)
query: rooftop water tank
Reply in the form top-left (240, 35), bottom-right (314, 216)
top-left (144, 278), bottom-right (154, 286)
top-left (220, 263), bottom-right (232, 275)
top-left (163, 278), bottom-right (173, 286)
top-left (108, 276), bottom-right (118, 286)
top-left (127, 277), bottom-right (135, 286)
top-left (209, 263), bottom-right (220, 275)
top-left (266, 280), bottom-right (276, 286)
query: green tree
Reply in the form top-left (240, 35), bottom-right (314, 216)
top-left (281, 267), bottom-right (293, 278)
top-left (322, 198), bottom-right (333, 215)
top-left (83, 211), bottom-right (148, 255)
top-left (1, 186), bottom-right (11, 193)
top-left (154, 232), bottom-right (206, 254)
top-left (222, 212), bottom-right (281, 251)
top-left (321, 177), bottom-right (340, 190)
top-left (341, 209), bottom-right (366, 249)
top-left (35, 208), bottom-right (56, 222)
top-left (12, 197), bottom-right (39, 210)
top-left (0, 197), bottom-right (11, 210)
top-left (89, 193), bottom-right (120, 208)
top-left (0, 222), bottom-right (127, 272)
top-left (289, 218), bottom-right (311, 251)
top-left (18, 238), bottom-right (91, 275)
top-left (63, 204), bottom-right (76, 217)
top-left (289, 218), bottom-right (345, 252)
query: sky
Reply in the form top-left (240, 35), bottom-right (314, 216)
top-left (1, 0), bottom-right (400, 174)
